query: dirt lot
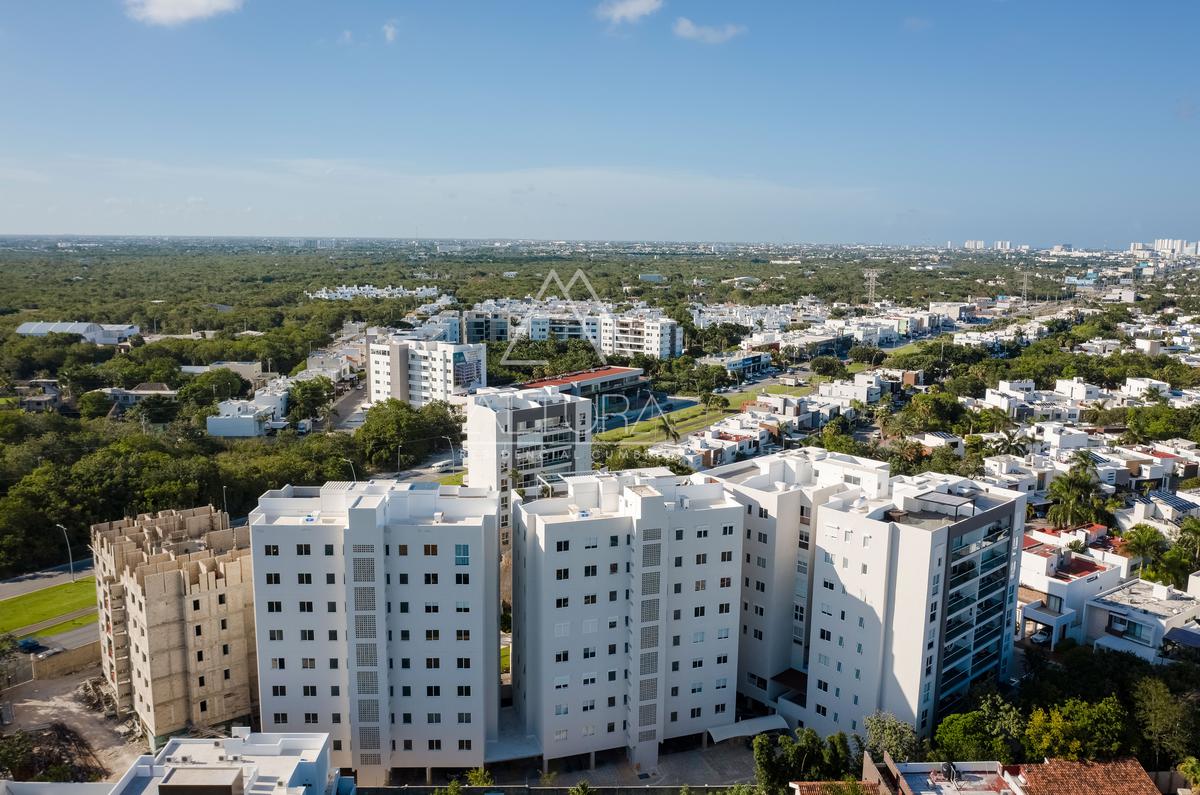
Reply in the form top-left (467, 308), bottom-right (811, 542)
top-left (3, 663), bottom-right (146, 780)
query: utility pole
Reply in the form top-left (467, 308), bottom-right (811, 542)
top-left (863, 269), bottom-right (881, 307)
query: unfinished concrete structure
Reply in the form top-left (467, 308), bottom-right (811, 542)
top-left (92, 506), bottom-right (257, 749)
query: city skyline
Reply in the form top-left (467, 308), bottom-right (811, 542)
top-left (1, 1), bottom-right (1198, 246)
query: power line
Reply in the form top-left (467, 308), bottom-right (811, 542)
top-left (863, 269), bottom-right (881, 306)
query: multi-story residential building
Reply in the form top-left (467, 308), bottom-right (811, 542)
top-left (366, 333), bottom-right (486, 408)
top-left (463, 385), bottom-right (592, 551)
top-left (512, 470), bottom-right (745, 772)
top-left (250, 480), bottom-right (500, 786)
top-left (92, 507), bottom-right (256, 749)
top-left (462, 310), bottom-right (510, 344)
top-left (0, 728), bottom-right (342, 795)
top-left (519, 313), bottom-right (602, 344)
top-left (705, 449), bottom-right (1024, 738)
top-left (598, 314), bottom-right (683, 359)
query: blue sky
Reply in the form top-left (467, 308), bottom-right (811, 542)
top-left (1, 0), bottom-right (1197, 246)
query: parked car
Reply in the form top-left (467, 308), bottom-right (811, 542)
top-left (1030, 629), bottom-right (1050, 646)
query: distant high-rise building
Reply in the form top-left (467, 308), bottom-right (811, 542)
top-left (964, 240), bottom-right (986, 251)
top-left (994, 241), bottom-right (1012, 251)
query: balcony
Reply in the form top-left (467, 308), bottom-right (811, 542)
top-left (979, 553), bottom-right (1009, 577)
top-left (951, 527), bottom-right (1011, 561)
top-left (948, 564), bottom-right (979, 591)
top-left (946, 592), bottom-right (975, 617)
top-left (940, 665), bottom-right (970, 692)
top-left (942, 643), bottom-right (971, 667)
top-left (945, 619), bottom-right (973, 643)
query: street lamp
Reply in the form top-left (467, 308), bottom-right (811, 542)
top-left (54, 524), bottom-right (75, 582)
top-left (341, 458), bottom-right (357, 482)
top-left (441, 436), bottom-right (458, 467)
top-left (222, 485), bottom-right (229, 517)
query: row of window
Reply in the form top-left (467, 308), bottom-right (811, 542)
top-left (263, 543), bottom-right (470, 564)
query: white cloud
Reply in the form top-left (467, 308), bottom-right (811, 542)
top-left (595, 0), bottom-right (662, 25)
top-left (382, 19), bottom-right (398, 44)
top-left (337, 29), bottom-right (353, 45)
top-left (124, 0), bottom-right (244, 26)
top-left (672, 17), bottom-right (745, 44)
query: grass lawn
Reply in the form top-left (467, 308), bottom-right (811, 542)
top-left (0, 579), bottom-right (96, 634)
top-left (883, 340), bottom-right (923, 357)
top-left (500, 645), bottom-right (511, 675)
top-left (19, 611), bottom-right (96, 640)
top-left (597, 386), bottom-right (816, 446)
top-left (437, 471), bottom-right (466, 486)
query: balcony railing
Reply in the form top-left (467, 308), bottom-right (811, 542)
top-left (979, 553), bottom-right (1009, 577)
top-left (948, 564), bottom-right (980, 591)
top-left (942, 643), bottom-right (971, 667)
top-left (945, 619), bottom-right (973, 643)
top-left (951, 527), bottom-right (1012, 561)
top-left (941, 665), bottom-right (970, 692)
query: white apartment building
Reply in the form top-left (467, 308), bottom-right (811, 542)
top-left (463, 386), bottom-right (592, 545)
top-left (92, 507), bottom-right (256, 749)
top-left (513, 470), bottom-right (745, 772)
top-left (250, 480), bottom-right (500, 786)
top-left (366, 332), bottom-right (486, 408)
top-left (598, 314), bottom-right (684, 359)
top-left (705, 449), bottom-right (1024, 738)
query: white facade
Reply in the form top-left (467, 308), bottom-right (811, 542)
top-left (705, 450), bottom-right (1024, 738)
top-left (366, 334), bottom-right (486, 408)
top-left (1, 728), bottom-right (339, 795)
top-left (513, 470), bottom-right (744, 771)
top-left (250, 480), bottom-right (500, 786)
top-left (598, 315), bottom-right (684, 359)
top-left (463, 386), bottom-right (592, 543)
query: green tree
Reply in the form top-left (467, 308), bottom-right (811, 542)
top-left (286, 376), bottom-right (334, 421)
top-left (1123, 524), bottom-right (1167, 573)
top-left (863, 711), bottom-right (918, 763)
top-left (1133, 677), bottom-right (1192, 769)
top-left (76, 391), bottom-right (114, 419)
top-left (1023, 696), bottom-right (1126, 761)
top-left (465, 768), bottom-right (494, 787)
top-left (568, 781), bottom-right (594, 795)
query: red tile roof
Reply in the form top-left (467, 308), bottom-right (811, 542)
top-left (1018, 758), bottom-right (1157, 795)
top-left (790, 783), bottom-right (879, 795)
top-left (519, 366), bottom-right (641, 389)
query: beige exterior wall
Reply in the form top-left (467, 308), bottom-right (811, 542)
top-left (92, 506), bottom-right (257, 747)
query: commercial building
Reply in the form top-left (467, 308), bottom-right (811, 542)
top-left (518, 366), bottom-right (650, 415)
top-left (463, 386), bottom-right (593, 546)
top-left (705, 449), bottom-right (1024, 738)
top-left (366, 332), bottom-right (486, 408)
top-left (250, 480), bottom-right (501, 786)
top-left (91, 507), bottom-right (256, 749)
top-left (0, 728), bottom-right (342, 795)
top-left (512, 470), bottom-right (745, 772)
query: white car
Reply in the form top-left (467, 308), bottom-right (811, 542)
top-left (1030, 629), bottom-right (1051, 645)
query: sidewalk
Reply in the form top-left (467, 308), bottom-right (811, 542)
top-left (0, 561), bottom-right (94, 601)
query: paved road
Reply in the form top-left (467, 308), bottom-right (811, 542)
top-left (12, 606), bottom-right (97, 638)
top-left (0, 562), bottom-right (94, 601)
top-left (331, 386), bottom-right (369, 431)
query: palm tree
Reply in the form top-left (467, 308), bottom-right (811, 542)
top-left (1123, 524), bottom-right (1167, 572)
top-left (1174, 517), bottom-right (1200, 571)
top-left (658, 415), bottom-right (680, 444)
top-left (988, 430), bottom-right (1028, 458)
top-left (1142, 386), bottom-right (1170, 405)
top-left (1081, 399), bottom-right (1110, 425)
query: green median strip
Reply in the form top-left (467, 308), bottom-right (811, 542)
top-left (0, 579), bottom-right (96, 635)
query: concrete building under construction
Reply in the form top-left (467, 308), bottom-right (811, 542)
top-left (92, 506), bottom-right (257, 749)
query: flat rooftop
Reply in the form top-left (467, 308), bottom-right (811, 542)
top-left (1090, 579), bottom-right (1200, 618)
top-left (894, 762), bottom-right (1010, 795)
top-left (519, 366), bottom-right (642, 389)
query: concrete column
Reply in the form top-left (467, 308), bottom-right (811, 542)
top-left (542, 757), bottom-right (549, 775)
top-left (590, 751), bottom-right (595, 770)
top-left (426, 767), bottom-right (433, 785)
top-left (702, 732), bottom-right (708, 749)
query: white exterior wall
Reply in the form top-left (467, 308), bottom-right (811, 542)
top-left (513, 471), bottom-right (743, 770)
top-left (251, 481), bottom-right (500, 786)
top-left (367, 336), bottom-right (486, 408)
